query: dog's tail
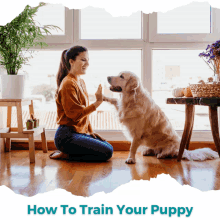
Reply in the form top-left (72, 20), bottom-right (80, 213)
top-left (182, 148), bottom-right (219, 161)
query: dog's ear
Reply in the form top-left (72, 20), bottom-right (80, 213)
top-left (125, 76), bottom-right (139, 93)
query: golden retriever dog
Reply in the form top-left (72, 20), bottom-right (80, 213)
top-left (103, 71), bottom-right (219, 164)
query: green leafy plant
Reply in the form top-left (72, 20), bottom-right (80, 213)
top-left (0, 2), bottom-right (61, 75)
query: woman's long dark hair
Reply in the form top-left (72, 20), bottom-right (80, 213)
top-left (55, 45), bottom-right (88, 98)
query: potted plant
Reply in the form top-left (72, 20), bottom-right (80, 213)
top-left (0, 2), bottom-right (61, 99)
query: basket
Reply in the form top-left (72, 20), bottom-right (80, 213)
top-left (190, 83), bottom-right (220, 97)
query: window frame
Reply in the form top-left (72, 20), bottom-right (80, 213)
top-left (149, 8), bottom-right (220, 43)
top-left (7, 5), bottom-right (220, 143)
top-left (42, 7), bottom-right (74, 44)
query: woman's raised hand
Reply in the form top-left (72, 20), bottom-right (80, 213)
top-left (93, 84), bottom-right (103, 109)
top-left (95, 84), bottom-right (103, 102)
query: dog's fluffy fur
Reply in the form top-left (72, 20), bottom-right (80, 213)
top-left (103, 71), bottom-right (219, 164)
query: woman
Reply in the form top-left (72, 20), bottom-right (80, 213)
top-left (49, 45), bottom-right (113, 161)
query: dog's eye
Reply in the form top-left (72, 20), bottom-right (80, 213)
top-left (120, 75), bottom-right (124, 79)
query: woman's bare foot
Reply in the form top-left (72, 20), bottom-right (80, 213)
top-left (49, 150), bottom-right (69, 160)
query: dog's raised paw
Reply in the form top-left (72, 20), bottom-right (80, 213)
top-left (125, 158), bottom-right (136, 164)
top-left (103, 95), bottom-right (109, 102)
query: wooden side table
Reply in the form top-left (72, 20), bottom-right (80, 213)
top-left (167, 97), bottom-right (220, 161)
top-left (0, 98), bottom-right (48, 163)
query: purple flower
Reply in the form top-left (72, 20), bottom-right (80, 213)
top-left (206, 45), bottom-right (210, 50)
top-left (199, 52), bottom-right (205, 57)
top-left (199, 40), bottom-right (220, 73)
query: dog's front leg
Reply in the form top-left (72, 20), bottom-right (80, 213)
top-left (126, 138), bottom-right (141, 164)
top-left (103, 95), bottom-right (119, 111)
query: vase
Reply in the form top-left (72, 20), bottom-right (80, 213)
top-left (33, 119), bottom-right (40, 128)
top-left (1, 74), bottom-right (25, 99)
top-left (214, 71), bottom-right (220, 83)
top-left (26, 120), bottom-right (34, 130)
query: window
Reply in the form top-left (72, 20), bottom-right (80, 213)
top-left (33, 4), bottom-right (73, 44)
top-left (80, 7), bottom-right (141, 39)
top-left (152, 50), bottom-right (212, 131)
top-left (34, 4), bottom-right (65, 35)
top-left (149, 2), bottom-right (219, 43)
top-left (157, 2), bottom-right (211, 34)
top-left (16, 50), bottom-right (141, 131)
top-left (16, 51), bottom-right (61, 130)
top-left (4, 1), bottom-right (220, 142)
top-left (82, 50), bottom-right (141, 130)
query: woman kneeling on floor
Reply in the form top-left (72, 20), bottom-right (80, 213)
top-left (49, 45), bottom-right (113, 161)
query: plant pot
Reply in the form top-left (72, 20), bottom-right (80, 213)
top-left (33, 119), bottom-right (39, 128)
top-left (214, 73), bottom-right (220, 83)
top-left (26, 120), bottom-right (34, 130)
top-left (1, 74), bottom-right (25, 99)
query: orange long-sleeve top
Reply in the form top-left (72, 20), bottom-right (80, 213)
top-left (56, 73), bottom-right (96, 133)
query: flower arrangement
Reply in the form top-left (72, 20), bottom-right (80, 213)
top-left (188, 40), bottom-right (220, 98)
top-left (199, 40), bottom-right (220, 81)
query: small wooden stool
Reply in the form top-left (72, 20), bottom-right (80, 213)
top-left (0, 98), bottom-right (48, 163)
top-left (167, 97), bottom-right (220, 161)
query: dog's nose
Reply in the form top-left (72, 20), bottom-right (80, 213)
top-left (107, 77), bottom-right (111, 83)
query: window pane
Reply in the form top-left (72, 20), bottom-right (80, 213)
top-left (17, 50), bottom-right (141, 130)
top-left (152, 50), bottom-right (212, 131)
top-left (157, 2), bottom-right (211, 34)
top-left (34, 4), bottom-right (65, 35)
top-left (81, 7), bottom-right (141, 39)
top-left (82, 50), bottom-right (141, 130)
top-left (17, 51), bottom-right (61, 129)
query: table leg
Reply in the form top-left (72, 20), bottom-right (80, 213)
top-left (16, 102), bottom-right (23, 133)
top-left (5, 138), bottom-right (11, 152)
top-left (5, 106), bottom-right (12, 152)
top-left (209, 106), bottom-right (220, 156)
top-left (177, 104), bottom-right (195, 161)
top-left (28, 134), bottom-right (35, 163)
top-left (185, 106), bottom-right (195, 150)
top-left (41, 128), bottom-right (48, 153)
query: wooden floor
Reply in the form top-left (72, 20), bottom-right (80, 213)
top-left (1, 150), bottom-right (220, 197)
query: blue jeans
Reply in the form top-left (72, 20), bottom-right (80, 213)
top-left (54, 125), bottom-right (113, 162)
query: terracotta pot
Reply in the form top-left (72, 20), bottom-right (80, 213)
top-left (26, 120), bottom-right (34, 130)
top-left (33, 119), bottom-right (39, 128)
